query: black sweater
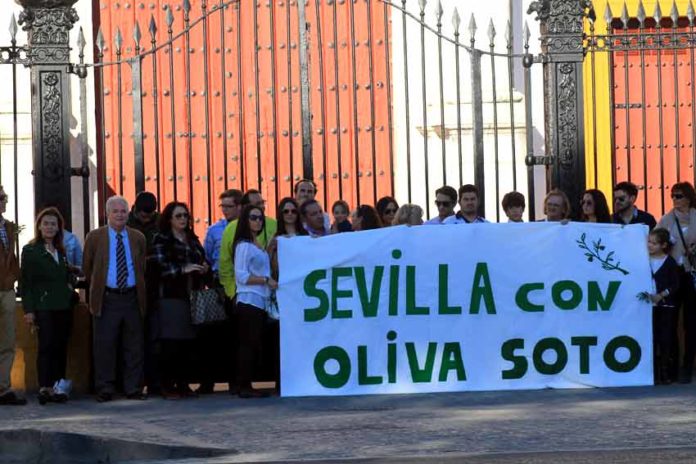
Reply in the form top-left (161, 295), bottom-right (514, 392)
top-left (651, 255), bottom-right (680, 308)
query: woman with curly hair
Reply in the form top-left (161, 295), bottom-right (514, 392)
top-left (579, 189), bottom-right (611, 223)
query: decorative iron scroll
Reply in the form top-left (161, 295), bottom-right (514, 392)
top-left (557, 62), bottom-right (577, 168)
top-left (40, 71), bottom-right (64, 181)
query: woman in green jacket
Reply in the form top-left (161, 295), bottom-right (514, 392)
top-left (21, 207), bottom-right (77, 404)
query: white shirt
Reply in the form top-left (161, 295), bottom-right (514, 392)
top-left (234, 241), bottom-right (271, 310)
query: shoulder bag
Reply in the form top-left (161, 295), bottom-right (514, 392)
top-left (674, 214), bottom-right (696, 288)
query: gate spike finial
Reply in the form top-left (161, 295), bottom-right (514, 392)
top-left (418, 0), bottom-right (427, 14)
top-left (183, 0), bottom-right (191, 14)
top-left (133, 21), bottom-right (142, 47)
top-left (452, 8), bottom-right (461, 34)
top-left (670, 1), bottom-right (679, 26)
top-left (165, 5), bottom-right (175, 28)
top-left (487, 18), bottom-right (496, 44)
top-left (149, 14), bottom-right (158, 38)
top-left (603, 3), bottom-right (613, 24)
top-left (435, 0), bottom-right (443, 24)
top-left (114, 27), bottom-right (123, 52)
top-left (620, 3), bottom-right (629, 28)
top-left (505, 20), bottom-right (512, 46)
top-left (9, 14), bottom-right (17, 41)
top-left (96, 27), bottom-right (106, 54)
top-left (468, 13), bottom-right (477, 41)
top-left (654, 2), bottom-right (663, 25)
top-left (636, 0), bottom-right (646, 26)
top-left (688, 1), bottom-right (695, 25)
top-left (77, 26), bottom-right (86, 54)
top-left (523, 20), bottom-right (530, 48)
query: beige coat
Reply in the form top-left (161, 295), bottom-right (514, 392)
top-left (82, 225), bottom-right (147, 316)
top-left (657, 208), bottom-right (696, 271)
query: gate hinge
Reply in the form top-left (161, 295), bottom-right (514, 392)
top-left (525, 154), bottom-right (555, 166)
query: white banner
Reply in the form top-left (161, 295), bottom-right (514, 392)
top-left (278, 222), bottom-right (653, 397)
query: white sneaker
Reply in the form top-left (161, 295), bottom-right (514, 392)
top-left (53, 379), bottom-right (72, 402)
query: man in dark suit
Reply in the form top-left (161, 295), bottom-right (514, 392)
top-left (83, 195), bottom-right (148, 402)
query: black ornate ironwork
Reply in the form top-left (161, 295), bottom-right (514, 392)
top-left (531, 0), bottom-right (590, 218)
top-left (17, 0), bottom-right (79, 227)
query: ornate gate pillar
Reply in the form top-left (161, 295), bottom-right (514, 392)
top-left (17, 0), bottom-right (79, 228)
top-left (529, 0), bottom-right (594, 217)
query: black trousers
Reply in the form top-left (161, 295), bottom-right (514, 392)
top-left (35, 309), bottom-right (73, 389)
top-left (93, 292), bottom-right (144, 395)
top-left (158, 339), bottom-right (195, 390)
top-left (653, 307), bottom-right (678, 381)
top-left (196, 319), bottom-right (235, 386)
top-left (235, 302), bottom-right (267, 389)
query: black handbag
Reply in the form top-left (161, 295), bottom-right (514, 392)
top-left (189, 287), bottom-right (227, 325)
top-left (674, 214), bottom-right (696, 288)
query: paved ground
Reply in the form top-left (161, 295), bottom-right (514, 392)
top-left (3, 384), bottom-right (696, 462)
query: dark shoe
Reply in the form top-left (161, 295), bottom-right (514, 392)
top-left (126, 391), bottom-right (148, 401)
top-left (96, 391), bottom-right (113, 403)
top-left (196, 383), bottom-right (215, 395)
top-left (37, 388), bottom-right (53, 405)
top-left (679, 368), bottom-right (693, 384)
top-left (238, 388), bottom-right (270, 399)
top-left (0, 390), bottom-right (27, 406)
top-left (177, 385), bottom-right (198, 398)
top-left (161, 388), bottom-right (182, 400)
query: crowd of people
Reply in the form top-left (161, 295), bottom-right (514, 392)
top-left (0, 178), bottom-right (694, 405)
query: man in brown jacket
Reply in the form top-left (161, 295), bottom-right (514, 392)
top-left (83, 195), bottom-right (148, 402)
top-left (0, 186), bottom-right (24, 405)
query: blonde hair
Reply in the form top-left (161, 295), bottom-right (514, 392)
top-left (392, 204), bottom-right (424, 226)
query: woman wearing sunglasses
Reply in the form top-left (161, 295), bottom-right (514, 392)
top-left (658, 182), bottom-right (696, 383)
top-left (233, 204), bottom-right (278, 398)
top-left (149, 202), bottom-right (210, 399)
top-left (376, 196), bottom-right (399, 228)
top-left (579, 189), bottom-right (611, 223)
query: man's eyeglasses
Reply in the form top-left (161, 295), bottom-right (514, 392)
top-left (174, 213), bottom-right (190, 219)
top-left (672, 193), bottom-right (685, 200)
top-left (282, 209), bottom-right (298, 215)
top-left (220, 203), bottom-right (237, 209)
top-left (614, 196), bottom-right (627, 203)
top-left (249, 214), bottom-right (264, 222)
top-left (435, 201), bottom-right (452, 208)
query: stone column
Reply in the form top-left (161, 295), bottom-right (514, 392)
top-left (17, 0), bottom-right (79, 228)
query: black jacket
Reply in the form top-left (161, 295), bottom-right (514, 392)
top-left (651, 255), bottom-right (680, 308)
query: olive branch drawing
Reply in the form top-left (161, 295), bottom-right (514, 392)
top-left (576, 233), bottom-right (629, 275)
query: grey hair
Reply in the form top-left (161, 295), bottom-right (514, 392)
top-left (105, 195), bottom-right (129, 213)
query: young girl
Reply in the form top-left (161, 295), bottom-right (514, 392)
top-left (647, 228), bottom-right (681, 384)
top-left (331, 200), bottom-right (352, 233)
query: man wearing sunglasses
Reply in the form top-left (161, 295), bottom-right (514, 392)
top-left (425, 186), bottom-right (457, 225)
top-left (0, 187), bottom-right (25, 405)
top-left (612, 181), bottom-right (656, 230)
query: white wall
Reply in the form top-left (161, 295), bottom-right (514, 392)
top-left (389, 0), bottom-right (547, 222)
top-left (0, 0), bottom-right (96, 251)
